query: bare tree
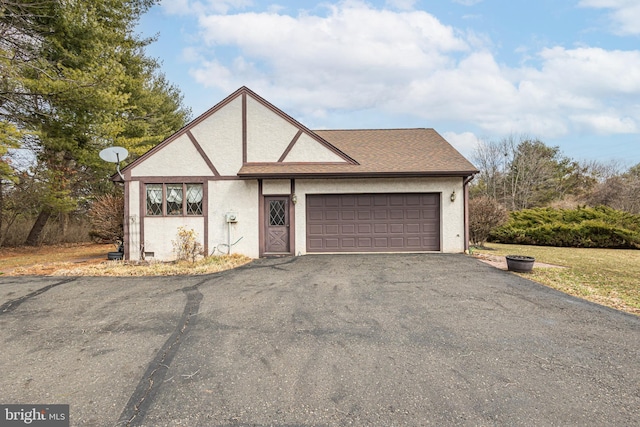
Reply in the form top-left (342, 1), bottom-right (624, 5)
top-left (87, 193), bottom-right (124, 243)
top-left (588, 163), bottom-right (640, 214)
top-left (469, 196), bottom-right (509, 247)
top-left (472, 135), bottom-right (594, 210)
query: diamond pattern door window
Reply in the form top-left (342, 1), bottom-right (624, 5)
top-left (269, 200), bottom-right (286, 226)
top-left (146, 184), bottom-right (162, 216)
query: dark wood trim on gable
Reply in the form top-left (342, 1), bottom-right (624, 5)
top-left (278, 130), bottom-right (303, 162)
top-left (118, 88), bottom-right (246, 177)
top-left (186, 130), bottom-right (220, 176)
top-left (242, 92), bottom-right (247, 164)
top-left (242, 87), bottom-right (358, 165)
top-left (116, 86), bottom-right (359, 182)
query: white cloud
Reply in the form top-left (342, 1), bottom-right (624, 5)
top-left (570, 114), bottom-right (637, 134)
top-left (579, 0), bottom-right (640, 35)
top-left (178, 1), bottom-right (640, 144)
top-left (192, 1), bottom-right (469, 110)
top-left (441, 131), bottom-right (482, 159)
top-left (533, 47), bottom-right (640, 95)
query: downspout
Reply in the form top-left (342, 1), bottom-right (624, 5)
top-left (463, 175), bottom-right (474, 253)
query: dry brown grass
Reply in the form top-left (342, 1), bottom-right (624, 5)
top-left (0, 243), bottom-right (251, 276)
top-left (0, 243), bottom-right (114, 272)
top-left (474, 243), bottom-right (640, 316)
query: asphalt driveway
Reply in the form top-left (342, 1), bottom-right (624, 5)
top-left (0, 254), bottom-right (638, 426)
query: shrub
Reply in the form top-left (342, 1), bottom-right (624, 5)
top-left (87, 194), bottom-right (124, 243)
top-left (172, 226), bottom-right (203, 262)
top-left (490, 206), bottom-right (640, 249)
top-left (469, 196), bottom-right (509, 246)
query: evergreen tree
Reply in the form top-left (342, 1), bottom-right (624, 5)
top-left (0, 0), bottom-right (190, 245)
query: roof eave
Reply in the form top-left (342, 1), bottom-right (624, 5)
top-left (237, 170), bottom-right (479, 180)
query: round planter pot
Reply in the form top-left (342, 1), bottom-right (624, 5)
top-left (506, 255), bottom-right (535, 273)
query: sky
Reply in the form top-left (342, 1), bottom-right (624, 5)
top-left (136, 0), bottom-right (640, 167)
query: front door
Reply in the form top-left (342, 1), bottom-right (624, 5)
top-left (265, 196), bottom-right (290, 254)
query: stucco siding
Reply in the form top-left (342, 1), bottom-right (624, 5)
top-left (130, 134), bottom-right (214, 177)
top-left (208, 180), bottom-right (260, 258)
top-left (263, 179), bottom-right (291, 195)
top-left (143, 217), bottom-right (205, 260)
top-left (294, 177), bottom-right (465, 254)
top-left (189, 97), bottom-right (243, 176)
top-left (246, 97), bottom-right (298, 162)
top-left (283, 133), bottom-right (346, 163)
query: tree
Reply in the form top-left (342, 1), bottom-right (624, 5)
top-left (0, 121), bottom-right (20, 231)
top-left (88, 193), bottom-right (124, 243)
top-left (469, 196), bottom-right (508, 247)
top-left (472, 135), bottom-right (595, 211)
top-left (587, 163), bottom-right (640, 214)
top-left (472, 137), bottom-right (507, 201)
top-left (1, 0), bottom-right (190, 245)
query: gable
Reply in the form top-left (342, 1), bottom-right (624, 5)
top-left (189, 96), bottom-right (243, 176)
top-left (129, 133), bottom-right (214, 177)
top-left (120, 87), bottom-right (355, 180)
top-left (246, 96), bottom-right (299, 163)
top-left (120, 87), bottom-right (475, 182)
top-left (282, 133), bottom-right (346, 162)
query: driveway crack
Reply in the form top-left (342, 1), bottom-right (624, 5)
top-left (0, 277), bottom-right (77, 315)
top-left (116, 282), bottom-right (204, 427)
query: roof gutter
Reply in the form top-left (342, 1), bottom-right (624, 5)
top-left (237, 170), bottom-right (479, 180)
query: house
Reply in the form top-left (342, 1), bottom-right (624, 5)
top-left (116, 87), bottom-right (478, 260)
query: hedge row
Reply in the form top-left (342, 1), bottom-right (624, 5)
top-left (489, 206), bottom-right (640, 249)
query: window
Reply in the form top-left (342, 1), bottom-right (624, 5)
top-left (146, 184), bottom-right (162, 216)
top-left (146, 183), bottom-right (203, 216)
top-left (269, 200), bottom-right (286, 226)
top-left (166, 184), bottom-right (183, 215)
top-left (186, 184), bottom-right (204, 215)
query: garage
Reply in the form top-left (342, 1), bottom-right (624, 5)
top-left (306, 193), bottom-right (440, 252)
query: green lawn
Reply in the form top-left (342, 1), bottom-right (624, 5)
top-left (473, 243), bottom-right (640, 316)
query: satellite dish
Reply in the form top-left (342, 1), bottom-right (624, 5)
top-left (99, 146), bottom-right (128, 180)
top-left (99, 146), bottom-right (128, 163)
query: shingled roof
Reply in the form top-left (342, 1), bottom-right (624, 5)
top-left (238, 128), bottom-right (478, 178)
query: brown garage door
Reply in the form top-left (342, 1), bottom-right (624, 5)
top-left (306, 193), bottom-right (440, 252)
